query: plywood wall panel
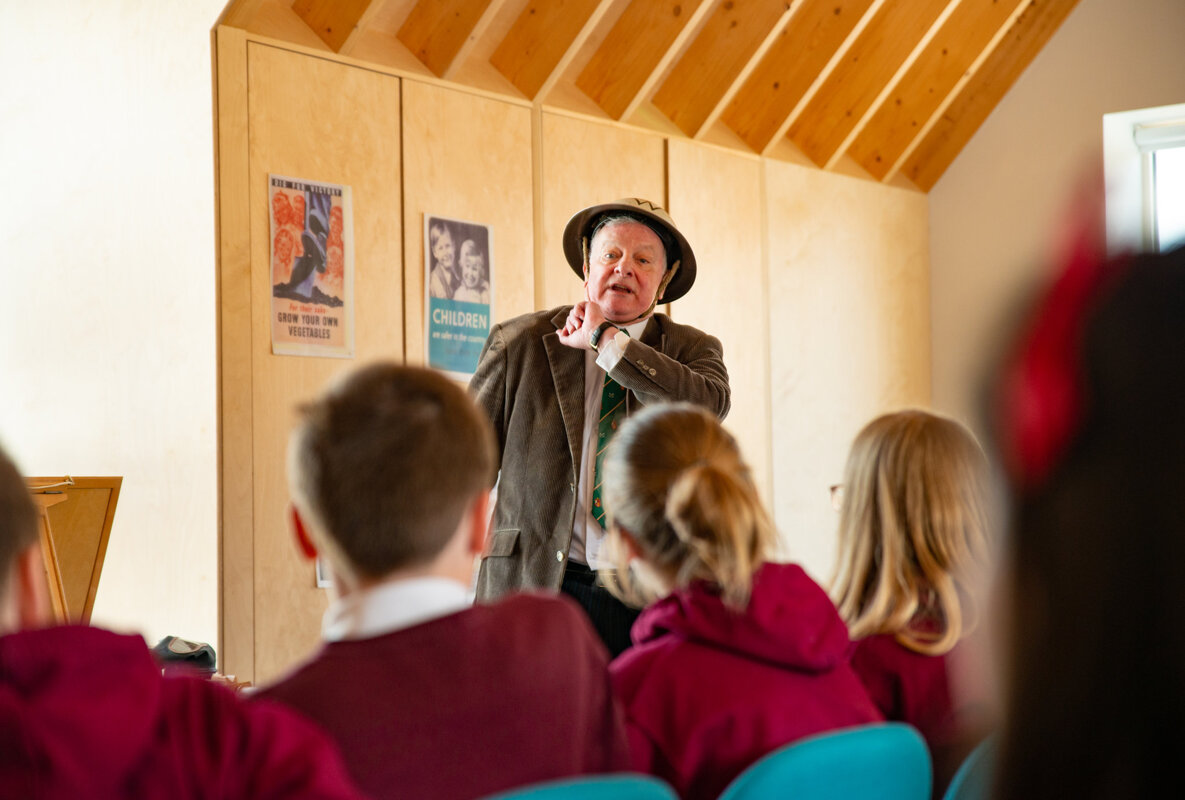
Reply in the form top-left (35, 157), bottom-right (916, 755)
top-left (402, 81), bottom-right (534, 367)
top-left (215, 25), bottom-right (255, 682)
top-left (538, 112), bottom-right (665, 312)
top-left (666, 139), bottom-right (772, 505)
top-left (246, 42), bottom-right (403, 684)
top-left (765, 158), bottom-right (929, 582)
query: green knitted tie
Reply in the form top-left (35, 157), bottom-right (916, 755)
top-left (591, 332), bottom-right (629, 528)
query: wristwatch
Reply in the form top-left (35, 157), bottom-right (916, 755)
top-left (589, 320), bottom-right (619, 352)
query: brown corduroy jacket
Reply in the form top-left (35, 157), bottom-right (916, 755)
top-left (469, 305), bottom-right (730, 601)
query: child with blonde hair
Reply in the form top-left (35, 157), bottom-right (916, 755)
top-left (830, 409), bottom-right (992, 792)
top-left (602, 403), bottom-right (881, 800)
top-left (453, 239), bottom-right (490, 304)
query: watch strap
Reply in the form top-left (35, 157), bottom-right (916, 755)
top-left (589, 320), bottom-right (618, 352)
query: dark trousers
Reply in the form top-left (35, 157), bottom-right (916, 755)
top-left (560, 562), bottom-right (641, 659)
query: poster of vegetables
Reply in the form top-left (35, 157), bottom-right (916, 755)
top-left (269, 174), bottom-right (354, 358)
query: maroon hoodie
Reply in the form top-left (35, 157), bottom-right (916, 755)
top-left (611, 562), bottom-right (883, 800)
top-left (0, 625), bottom-right (367, 800)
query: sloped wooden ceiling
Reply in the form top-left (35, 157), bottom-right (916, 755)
top-left (219, 0), bottom-right (1079, 191)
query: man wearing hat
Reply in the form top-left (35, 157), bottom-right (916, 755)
top-left (469, 198), bottom-right (730, 655)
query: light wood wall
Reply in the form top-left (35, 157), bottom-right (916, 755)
top-left (666, 140), bottom-right (772, 505)
top-left (216, 28), bottom-right (931, 684)
top-left (220, 34), bottom-right (405, 682)
top-left (766, 159), bottom-right (931, 581)
top-left (402, 80), bottom-right (535, 360)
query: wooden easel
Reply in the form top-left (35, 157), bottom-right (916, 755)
top-left (25, 477), bottom-right (122, 624)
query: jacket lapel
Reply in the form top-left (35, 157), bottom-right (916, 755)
top-left (544, 308), bottom-right (586, 478)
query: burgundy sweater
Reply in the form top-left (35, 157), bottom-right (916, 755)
top-left (258, 593), bottom-right (629, 799)
top-left (0, 625), bottom-right (365, 800)
top-left (611, 563), bottom-right (882, 800)
top-left (851, 634), bottom-right (978, 794)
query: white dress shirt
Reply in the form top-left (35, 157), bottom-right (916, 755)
top-left (322, 576), bottom-right (471, 642)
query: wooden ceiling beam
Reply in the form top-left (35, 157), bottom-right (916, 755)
top-left (719, 0), bottom-right (877, 153)
top-left (575, 0), bottom-right (715, 122)
top-left (902, 0), bottom-right (1080, 191)
top-left (339, 1), bottom-right (391, 56)
top-left (398, 0), bottom-right (505, 78)
top-left (652, 0), bottom-right (797, 139)
top-left (490, 0), bottom-right (616, 100)
top-left (292, 0), bottom-right (377, 53)
top-left (850, 0), bottom-right (1028, 182)
top-left (786, 0), bottom-right (952, 168)
top-left (216, 0), bottom-right (267, 29)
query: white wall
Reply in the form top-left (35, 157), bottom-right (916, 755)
top-left (930, 0), bottom-right (1185, 429)
top-left (0, 1), bottom-right (225, 650)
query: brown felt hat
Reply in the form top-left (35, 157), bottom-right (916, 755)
top-left (562, 198), bottom-right (697, 303)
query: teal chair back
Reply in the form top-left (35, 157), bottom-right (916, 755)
top-left (481, 774), bottom-right (677, 800)
top-left (942, 737), bottom-right (995, 800)
top-left (717, 723), bottom-right (932, 800)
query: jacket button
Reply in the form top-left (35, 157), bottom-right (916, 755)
top-left (556, 551), bottom-right (564, 562)
top-left (649, 368), bottom-right (656, 376)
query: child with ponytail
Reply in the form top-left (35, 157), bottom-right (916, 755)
top-left (601, 403), bottom-right (881, 800)
top-left (830, 410), bottom-right (992, 793)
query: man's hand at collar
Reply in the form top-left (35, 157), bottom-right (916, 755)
top-left (558, 300), bottom-right (615, 351)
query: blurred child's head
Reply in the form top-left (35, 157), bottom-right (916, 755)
top-left (600, 403), bottom-right (775, 608)
top-left (0, 441), bottom-right (46, 634)
top-left (460, 240), bottom-right (485, 289)
top-left (831, 410), bottom-right (990, 655)
top-left (429, 222), bottom-right (455, 270)
top-left (288, 362), bottom-right (495, 588)
top-left (988, 244), bottom-right (1185, 797)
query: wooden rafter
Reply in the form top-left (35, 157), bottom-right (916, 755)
top-left (216, 0), bottom-right (266, 28)
top-left (292, 0), bottom-right (378, 53)
top-left (849, 0), bottom-right (1028, 181)
top-left (719, 0), bottom-right (876, 153)
top-left (398, 0), bottom-right (500, 77)
top-left (575, 0), bottom-right (712, 121)
top-left (491, 0), bottom-right (614, 99)
top-left (901, 0), bottom-right (1080, 191)
top-left (787, 0), bottom-right (952, 168)
top-left (652, 0), bottom-right (797, 139)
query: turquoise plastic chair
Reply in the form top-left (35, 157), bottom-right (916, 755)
top-left (717, 723), bottom-right (932, 800)
top-left (481, 774), bottom-right (678, 800)
top-left (942, 737), bottom-right (995, 800)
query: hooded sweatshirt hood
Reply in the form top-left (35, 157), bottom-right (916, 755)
top-left (0, 625), bottom-right (366, 800)
top-left (0, 626), bottom-right (165, 794)
top-left (630, 562), bottom-right (852, 671)
top-left (612, 562), bottom-right (881, 800)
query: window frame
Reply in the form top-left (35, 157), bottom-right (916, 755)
top-left (1103, 102), bottom-right (1185, 254)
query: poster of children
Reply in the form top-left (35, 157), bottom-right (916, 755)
top-left (269, 175), bottom-right (354, 358)
top-left (425, 215), bottom-right (492, 377)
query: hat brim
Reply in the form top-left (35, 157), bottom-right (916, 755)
top-left (562, 201), bottom-right (697, 304)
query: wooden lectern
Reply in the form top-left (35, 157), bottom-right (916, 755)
top-left (25, 476), bottom-right (122, 624)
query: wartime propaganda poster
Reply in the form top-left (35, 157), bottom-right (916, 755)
top-left (269, 175), bottom-right (354, 358)
top-left (424, 214), bottom-right (493, 378)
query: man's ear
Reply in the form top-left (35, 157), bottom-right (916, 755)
top-left (466, 491), bottom-right (491, 556)
top-left (290, 505), bottom-right (319, 561)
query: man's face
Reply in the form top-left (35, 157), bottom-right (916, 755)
top-left (585, 221), bottom-right (666, 323)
